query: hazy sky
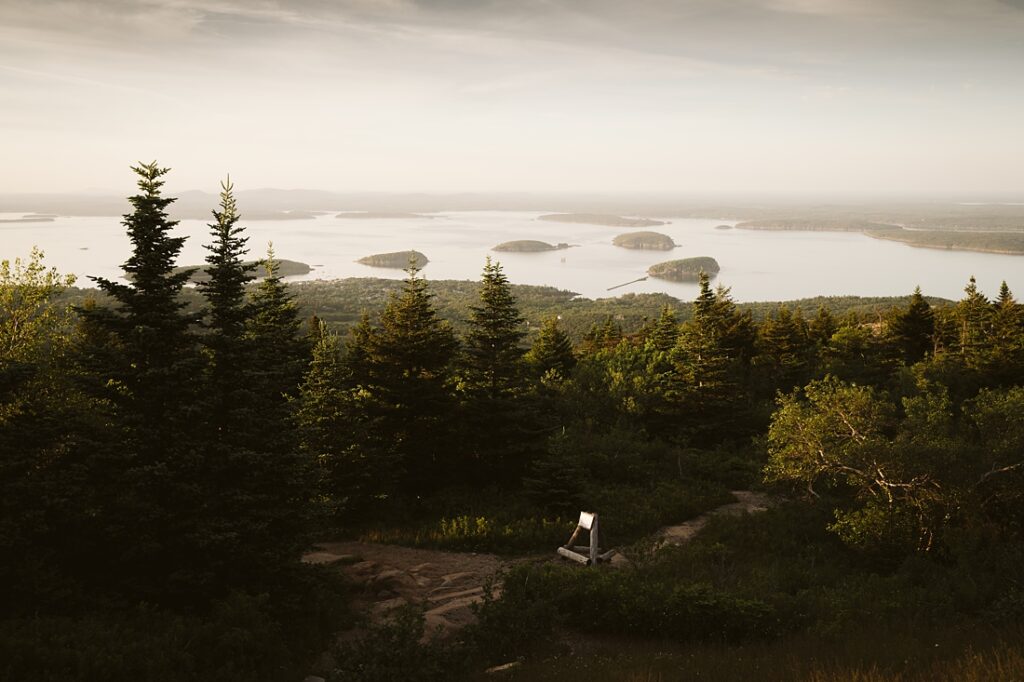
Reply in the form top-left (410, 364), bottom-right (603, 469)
top-left (3, 0), bottom-right (1024, 196)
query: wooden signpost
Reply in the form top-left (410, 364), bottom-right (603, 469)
top-left (557, 511), bottom-right (616, 566)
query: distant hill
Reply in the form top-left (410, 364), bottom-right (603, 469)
top-left (612, 231), bottom-right (676, 250)
top-left (538, 213), bottom-right (667, 228)
top-left (0, 215), bottom-right (55, 224)
top-left (647, 257), bottom-right (720, 282)
top-left (357, 250), bottom-right (429, 269)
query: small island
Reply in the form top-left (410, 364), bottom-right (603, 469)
top-left (647, 257), bottom-right (720, 282)
top-left (173, 259), bottom-right (312, 283)
top-left (612, 231), bottom-right (676, 250)
top-left (492, 240), bottom-right (570, 252)
top-left (357, 250), bottom-right (429, 269)
top-left (714, 224), bottom-right (733, 230)
top-left (337, 212), bottom-right (435, 220)
top-left (538, 213), bottom-right (667, 228)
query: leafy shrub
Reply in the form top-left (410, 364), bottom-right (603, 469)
top-left (330, 608), bottom-right (463, 682)
top-left (496, 562), bottom-right (775, 643)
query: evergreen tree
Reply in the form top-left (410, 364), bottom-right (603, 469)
top-left (579, 316), bottom-right (622, 355)
top-left (197, 177), bottom-right (257, 436)
top-left (77, 162), bottom-right (207, 600)
top-left (463, 258), bottom-right (526, 396)
top-left (297, 322), bottom-right (388, 517)
top-left (755, 306), bottom-right (812, 393)
top-left (459, 259), bottom-right (536, 478)
top-left (989, 281), bottom-right (1024, 382)
top-left (341, 311), bottom-right (377, 387)
top-left (808, 305), bottom-right (838, 346)
top-left (526, 316), bottom-right (576, 379)
top-left (887, 287), bottom-right (935, 364)
top-left (670, 273), bottom-right (744, 444)
top-left (955, 276), bottom-right (992, 367)
top-left (246, 243), bottom-right (310, 421)
top-left (363, 262), bottom-right (458, 489)
top-left (83, 162), bottom-right (202, 458)
top-left (712, 283), bottom-right (757, 363)
top-left (646, 305), bottom-right (679, 352)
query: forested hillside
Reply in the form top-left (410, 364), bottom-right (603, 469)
top-left (3, 167), bottom-right (1023, 681)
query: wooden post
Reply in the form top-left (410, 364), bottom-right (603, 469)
top-left (558, 511), bottom-right (610, 566)
top-left (557, 546), bottom-right (591, 565)
top-left (589, 515), bottom-right (599, 565)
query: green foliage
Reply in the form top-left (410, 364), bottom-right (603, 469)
top-left (0, 247), bottom-right (77, 363)
top-left (458, 258), bottom-right (537, 480)
top-left (462, 257), bottom-right (526, 394)
top-left (525, 315), bottom-right (576, 378)
top-left (887, 286), bottom-right (935, 364)
top-left (0, 578), bottom-right (348, 682)
top-left (330, 608), bottom-right (463, 682)
top-left (357, 263), bottom-right (459, 491)
top-left (498, 561), bottom-right (774, 641)
top-left (767, 375), bottom-right (1024, 554)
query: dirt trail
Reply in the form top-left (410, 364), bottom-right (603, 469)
top-left (302, 491), bottom-right (772, 639)
top-left (303, 540), bottom-right (506, 639)
top-left (654, 490), bottom-right (771, 547)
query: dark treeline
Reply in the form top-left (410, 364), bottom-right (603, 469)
top-left (3, 165), bottom-right (1024, 680)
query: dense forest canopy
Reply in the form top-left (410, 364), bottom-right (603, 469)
top-left (3, 166), bottom-right (1024, 681)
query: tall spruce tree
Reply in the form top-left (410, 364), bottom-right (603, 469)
top-left (955, 276), bottom-right (992, 367)
top-left (246, 243), bottom-right (310, 425)
top-left (989, 281), bottom-right (1024, 382)
top-left (297, 322), bottom-right (386, 517)
top-left (77, 162), bottom-right (207, 600)
top-left (84, 162), bottom-right (201, 453)
top-left (646, 305), bottom-right (680, 352)
top-left (888, 287), bottom-right (935, 364)
top-left (463, 258), bottom-right (526, 395)
top-left (808, 305), bottom-right (838, 347)
top-left (364, 261), bottom-right (458, 489)
top-left (671, 273), bottom-right (738, 442)
top-left (526, 316), bottom-right (576, 379)
top-left (198, 177), bottom-right (257, 433)
top-left (461, 258), bottom-right (533, 478)
top-left (755, 305), bottom-right (812, 394)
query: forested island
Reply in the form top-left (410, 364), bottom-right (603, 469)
top-left (647, 256), bottom-right (720, 281)
top-left (173, 258), bottom-right (311, 283)
top-left (5, 165), bottom-right (1024, 681)
top-left (538, 213), bottom-right (667, 228)
top-left (612, 231), bottom-right (676, 250)
top-left (492, 240), bottom-right (570, 252)
top-left (357, 249), bottom-right (429, 268)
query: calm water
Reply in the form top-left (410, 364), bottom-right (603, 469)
top-left (2, 211), bottom-right (1021, 302)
